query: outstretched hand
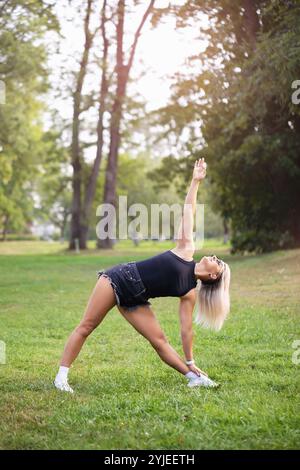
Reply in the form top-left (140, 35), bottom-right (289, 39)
top-left (192, 158), bottom-right (207, 182)
top-left (188, 363), bottom-right (208, 377)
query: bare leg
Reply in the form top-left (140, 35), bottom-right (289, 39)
top-left (118, 305), bottom-right (190, 376)
top-left (60, 276), bottom-right (116, 367)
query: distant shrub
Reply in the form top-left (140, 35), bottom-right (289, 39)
top-left (230, 229), bottom-right (295, 254)
top-left (4, 234), bottom-right (39, 241)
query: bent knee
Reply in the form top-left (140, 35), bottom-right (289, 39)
top-left (151, 334), bottom-right (168, 351)
top-left (76, 321), bottom-right (97, 338)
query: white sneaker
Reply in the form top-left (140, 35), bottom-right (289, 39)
top-left (54, 378), bottom-right (74, 394)
top-left (187, 374), bottom-right (219, 388)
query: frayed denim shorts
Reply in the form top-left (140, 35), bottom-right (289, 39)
top-left (97, 261), bottom-right (151, 312)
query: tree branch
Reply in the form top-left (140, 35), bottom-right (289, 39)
top-left (126, 0), bottom-right (155, 78)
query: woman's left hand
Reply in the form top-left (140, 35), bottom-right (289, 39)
top-left (192, 158), bottom-right (207, 182)
top-left (188, 364), bottom-right (208, 377)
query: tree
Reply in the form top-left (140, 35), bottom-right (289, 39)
top-left (149, 0), bottom-right (300, 253)
top-left (68, 0), bottom-right (156, 250)
top-left (98, 0), bottom-right (155, 248)
top-left (69, 0), bottom-right (95, 250)
top-left (0, 0), bottom-right (58, 240)
top-left (81, 0), bottom-right (109, 248)
top-left (36, 129), bottom-right (71, 240)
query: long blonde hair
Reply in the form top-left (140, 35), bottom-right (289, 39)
top-left (194, 262), bottom-right (231, 331)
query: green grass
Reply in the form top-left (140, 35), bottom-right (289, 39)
top-left (0, 241), bottom-right (299, 449)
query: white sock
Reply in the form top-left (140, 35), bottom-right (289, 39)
top-left (56, 366), bottom-right (69, 382)
top-left (185, 371), bottom-right (199, 380)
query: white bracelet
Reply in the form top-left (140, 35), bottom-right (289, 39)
top-left (186, 359), bottom-right (195, 365)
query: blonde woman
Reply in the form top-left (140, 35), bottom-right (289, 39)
top-left (54, 158), bottom-right (231, 392)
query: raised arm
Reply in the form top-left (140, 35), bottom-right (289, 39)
top-left (175, 158), bottom-right (207, 251)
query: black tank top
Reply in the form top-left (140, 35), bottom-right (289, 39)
top-left (135, 250), bottom-right (197, 300)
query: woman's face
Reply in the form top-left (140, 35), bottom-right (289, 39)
top-left (197, 255), bottom-right (224, 281)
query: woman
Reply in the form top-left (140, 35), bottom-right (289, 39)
top-left (54, 158), bottom-right (231, 393)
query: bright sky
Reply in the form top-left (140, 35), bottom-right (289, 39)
top-left (127, 1), bottom-right (208, 111)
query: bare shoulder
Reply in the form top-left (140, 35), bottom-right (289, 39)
top-left (170, 246), bottom-right (194, 262)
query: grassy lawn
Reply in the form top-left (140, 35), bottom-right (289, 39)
top-left (0, 240), bottom-right (299, 449)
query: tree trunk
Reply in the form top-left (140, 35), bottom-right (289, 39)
top-left (82, 0), bottom-right (109, 248)
top-left (69, 0), bottom-right (93, 251)
top-left (60, 211), bottom-right (69, 242)
top-left (223, 217), bottom-right (229, 244)
top-left (242, 0), bottom-right (260, 48)
top-left (1, 214), bottom-right (9, 241)
top-left (97, 0), bottom-right (125, 249)
top-left (97, 0), bottom-right (155, 249)
top-left (97, 84), bottom-right (125, 248)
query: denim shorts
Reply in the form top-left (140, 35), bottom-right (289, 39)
top-left (97, 261), bottom-right (151, 312)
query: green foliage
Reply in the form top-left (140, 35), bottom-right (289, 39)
top-left (200, 1), bottom-right (300, 253)
top-left (0, 0), bottom-right (59, 238)
top-left (89, 152), bottom-right (184, 241)
top-left (153, 0), bottom-right (300, 253)
top-left (35, 129), bottom-right (71, 238)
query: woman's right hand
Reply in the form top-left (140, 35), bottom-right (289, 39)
top-left (188, 363), bottom-right (208, 377)
top-left (192, 158), bottom-right (207, 182)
